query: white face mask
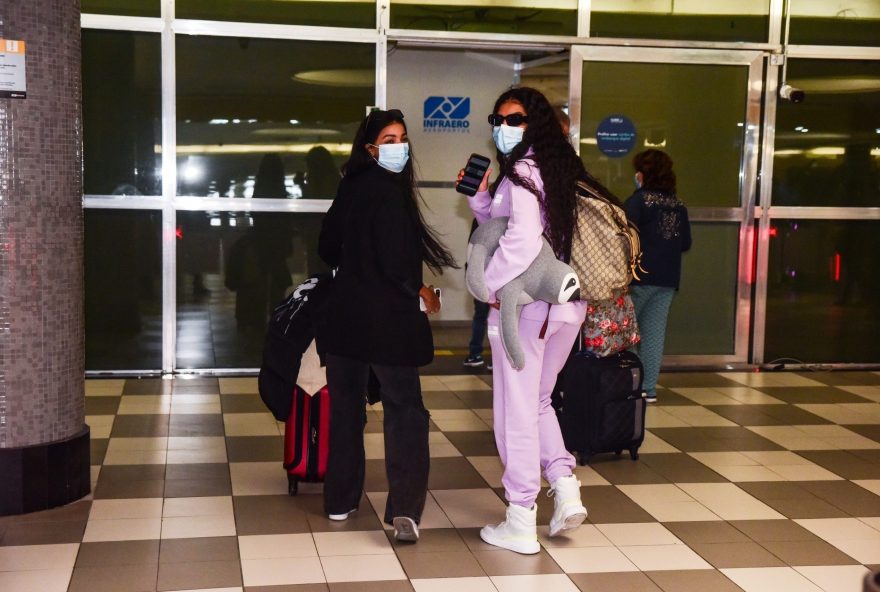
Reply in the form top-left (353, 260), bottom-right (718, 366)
top-left (492, 125), bottom-right (524, 155)
top-left (371, 142), bottom-right (410, 173)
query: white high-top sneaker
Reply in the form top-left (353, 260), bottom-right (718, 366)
top-left (548, 475), bottom-right (588, 537)
top-left (479, 503), bottom-right (540, 554)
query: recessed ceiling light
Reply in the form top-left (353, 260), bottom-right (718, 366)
top-left (292, 69), bottom-right (374, 88)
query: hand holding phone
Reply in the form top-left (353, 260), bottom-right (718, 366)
top-left (419, 287), bottom-right (442, 313)
top-left (455, 153), bottom-right (491, 196)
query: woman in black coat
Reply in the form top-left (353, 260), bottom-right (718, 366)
top-left (318, 109), bottom-right (456, 542)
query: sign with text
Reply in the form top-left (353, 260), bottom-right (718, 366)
top-left (0, 39), bottom-right (26, 99)
top-left (596, 115), bottom-right (636, 157)
top-left (423, 96), bottom-right (471, 132)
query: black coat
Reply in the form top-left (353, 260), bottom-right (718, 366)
top-left (318, 165), bottom-right (433, 367)
top-left (624, 188), bottom-right (692, 290)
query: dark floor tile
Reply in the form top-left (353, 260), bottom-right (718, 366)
top-left (664, 521), bottom-right (751, 545)
top-left (227, 435), bottom-right (284, 462)
top-left (583, 485), bottom-right (656, 524)
top-left (422, 391), bottom-right (468, 409)
top-left (6, 499), bottom-right (92, 524)
top-left (797, 450), bottom-right (880, 480)
top-left (76, 541), bottom-right (161, 567)
top-left (169, 413), bottom-right (226, 436)
top-left (458, 527), bottom-right (502, 552)
top-left (721, 483), bottom-right (849, 519)
top-left (94, 479), bottom-right (166, 499)
top-left (86, 396), bottom-right (121, 415)
top-left (386, 527), bottom-right (468, 554)
top-left (0, 520), bottom-right (86, 545)
top-left (68, 563), bottom-right (159, 592)
top-left (690, 541), bottom-right (786, 568)
top-left (111, 415), bottom-right (170, 437)
top-left (444, 431), bottom-right (498, 456)
top-left (730, 519), bottom-right (826, 543)
top-left (91, 438), bottom-right (109, 465)
top-left (754, 386), bottom-right (869, 404)
top-left (233, 494), bottom-right (311, 535)
top-left (172, 378), bottom-right (219, 394)
top-left (398, 550), bottom-right (485, 578)
top-left (847, 425), bottom-right (880, 443)
top-left (570, 572), bottom-right (662, 592)
top-left (706, 405), bottom-right (828, 427)
top-left (639, 453), bottom-right (730, 483)
top-left (159, 536), bottom-right (239, 563)
top-left (455, 390), bottom-right (494, 408)
top-left (648, 427), bottom-right (784, 452)
top-left (651, 388), bottom-right (695, 406)
top-left (797, 480), bottom-right (880, 516)
top-left (123, 378), bottom-right (171, 395)
top-left (300, 493), bottom-right (384, 532)
top-left (472, 548), bottom-right (562, 575)
top-left (165, 462), bottom-right (230, 481)
top-left (646, 569), bottom-right (744, 592)
top-left (99, 464), bottom-right (167, 482)
top-left (164, 478), bottom-right (232, 497)
top-left (803, 372), bottom-right (880, 386)
top-left (660, 373), bottom-right (746, 388)
top-left (761, 539), bottom-right (860, 565)
top-left (588, 456), bottom-right (669, 485)
top-left (329, 582), bottom-right (414, 592)
top-left (364, 459), bottom-right (390, 492)
top-left (157, 559), bottom-right (242, 591)
top-left (221, 393), bottom-right (268, 413)
top-left (428, 457), bottom-right (491, 490)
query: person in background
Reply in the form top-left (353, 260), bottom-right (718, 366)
top-left (318, 108), bottom-right (457, 543)
top-left (624, 149), bottom-right (692, 403)
top-left (464, 219), bottom-right (491, 369)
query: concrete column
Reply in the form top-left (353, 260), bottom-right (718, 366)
top-left (0, 0), bottom-right (89, 515)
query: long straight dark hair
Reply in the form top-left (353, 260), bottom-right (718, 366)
top-left (343, 109), bottom-right (458, 274)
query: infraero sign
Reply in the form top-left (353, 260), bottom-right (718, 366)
top-left (423, 96), bottom-right (471, 133)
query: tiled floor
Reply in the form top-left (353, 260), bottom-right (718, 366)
top-left (3, 370), bottom-right (880, 591)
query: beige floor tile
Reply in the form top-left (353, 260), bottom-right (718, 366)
top-left (161, 515), bottom-right (237, 539)
top-left (854, 480), bottom-right (880, 496)
top-left (167, 436), bottom-right (226, 450)
top-left (662, 407), bottom-right (737, 427)
top-left (545, 546), bottom-right (638, 573)
top-left (795, 518), bottom-right (880, 542)
top-left (645, 408), bottom-right (689, 428)
top-left (616, 485), bottom-right (721, 522)
top-left (167, 447), bottom-right (229, 464)
top-left (538, 524), bottom-right (612, 548)
top-left (117, 395), bottom-right (172, 415)
top-left (431, 489), bottom-right (508, 528)
top-left (722, 373), bottom-right (825, 388)
top-left (102, 449), bottom-right (168, 465)
top-left (677, 483), bottom-right (785, 521)
top-left (596, 523), bottom-right (683, 547)
top-left (715, 387), bottom-right (785, 405)
top-left (767, 464), bottom-right (842, 481)
top-left (828, 539), bottom-right (880, 564)
top-left (106, 436), bottom-right (168, 451)
top-left (438, 375), bottom-right (492, 391)
top-left (219, 377), bottom-right (259, 395)
top-left (238, 534), bottom-right (317, 559)
top-left (240, 556), bottom-right (325, 586)
top-left (572, 464), bottom-right (612, 486)
top-left (796, 404), bottom-right (880, 427)
top-left (710, 465), bottom-right (784, 483)
top-left (85, 415), bottom-right (115, 438)
top-left (722, 567), bottom-right (823, 592)
top-left (170, 401), bottom-right (223, 415)
top-left (321, 554), bottom-right (406, 582)
top-left (839, 385), bottom-right (880, 402)
top-left (420, 376), bottom-right (448, 391)
top-left (411, 577), bottom-right (498, 592)
top-left (86, 379), bottom-right (126, 397)
top-left (746, 426), bottom-right (834, 450)
top-left (366, 491), bottom-right (453, 530)
top-left (229, 462), bottom-right (288, 496)
top-left (639, 431), bottom-right (680, 454)
top-left (82, 518), bottom-right (162, 542)
top-left (491, 574), bottom-right (580, 592)
top-left (861, 517), bottom-right (880, 531)
top-left (167, 588), bottom-right (243, 592)
top-left (223, 413), bottom-right (282, 436)
top-left (162, 496), bottom-right (233, 517)
top-left (431, 410), bottom-right (492, 432)
top-left (671, 388), bottom-right (741, 406)
top-left (741, 451), bottom-right (811, 465)
top-left (0, 569), bottom-right (73, 592)
top-left (794, 566), bottom-right (870, 592)
top-left (364, 433), bottom-right (385, 460)
top-left (0, 544), bottom-right (79, 571)
top-left (313, 530), bottom-right (395, 556)
top-left (90, 498), bottom-right (164, 519)
top-left (619, 545), bottom-right (712, 571)
top-left (467, 456), bottom-right (504, 488)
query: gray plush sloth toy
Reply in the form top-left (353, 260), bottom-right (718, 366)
top-left (466, 216), bottom-right (581, 370)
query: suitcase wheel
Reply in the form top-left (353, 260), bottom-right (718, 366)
top-left (629, 448), bottom-right (639, 461)
top-left (287, 475), bottom-right (299, 496)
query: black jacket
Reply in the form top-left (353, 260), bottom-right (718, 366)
top-left (624, 188), bottom-right (692, 290)
top-left (318, 165), bottom-right (433, 367)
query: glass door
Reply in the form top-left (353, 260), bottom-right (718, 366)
top-left (570, 46), bottom-right (764, 365)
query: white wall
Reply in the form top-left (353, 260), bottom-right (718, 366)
top-left (388, 48), bottom-right (517, 320)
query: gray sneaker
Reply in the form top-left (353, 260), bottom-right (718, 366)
top-left (393, 516), bottom-right (419, 542)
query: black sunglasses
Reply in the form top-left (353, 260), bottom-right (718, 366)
top-left (367, 108), bottom-right (404, 123)
top-left (488, 113), bottom-right (528, 126)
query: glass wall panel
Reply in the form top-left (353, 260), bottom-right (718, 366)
top-left (764, 219), bottom-right (880, 363)
top-left (789, 0), bottom-right (880, 46)
top-left (83, 30), bottom-right (162, 196)
top-left (86, 209), bottom-right (163, 370)
top-left (176, 212), bottom-right (329, 369)
top-left (81, 0), bottom-right (159, 17)
top-left (175, 36), bottom-right (372, 197)
top-left (390, 1), bottom-right (577, 35)
top-left (664, 222), bottom-right (739, 355)
top-left (580, 61), bottom-right (747, 206)
top-left (590, 1), bottom-right (769, 43)
top-left (176, 0), bottom-right (375, 28)
top-left (772, 59), bottom-right (880, 208)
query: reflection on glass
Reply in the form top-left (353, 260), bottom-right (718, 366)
top-left (391, 0), bottom-right (577, 35)
top-left (590, 0), bottom-right (769, 42)
top-left (176, 211), bottom-right (329, 369)
top-left (176, 0), bottom-right (375, 28)
top-left (664, 223), bottom-right (738, 355)
top-left (765, 220), bottom-right (880, 363)
top-left (175, 36), bottom-right (370, 197)
top-left (580, 61), bottom-right (747, 207)
top-left (86, 210), bottom-right (163, 370)
top-left (772, 60), bottom-right (880, 208)
top-left (81, 0), bottom-right (159, 17)
top-left (83, 30), bottom-right (162, 196)
top-left (789, 0), bottom-right (880, 46)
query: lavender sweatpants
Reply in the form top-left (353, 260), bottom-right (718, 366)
top-left (487, 310), bottom-right (579, 508)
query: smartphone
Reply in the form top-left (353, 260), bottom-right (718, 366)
top-left (455, 153), bottom-right (491, 196)
top-left (419, 287), bottom-right (442, 312)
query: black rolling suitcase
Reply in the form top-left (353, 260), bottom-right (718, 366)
top-left (553, 350), bottom-right (646, 465)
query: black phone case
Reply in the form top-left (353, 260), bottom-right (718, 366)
top-left (456, 154), bottom-right (491, 196)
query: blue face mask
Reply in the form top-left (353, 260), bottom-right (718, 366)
top-left (492, 125), bottom-right (524, 155)
top-left (372, 142), bottom-right (410, 173)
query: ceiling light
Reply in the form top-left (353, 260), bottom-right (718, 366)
top-left (292, 69), bottom-right (374, 88)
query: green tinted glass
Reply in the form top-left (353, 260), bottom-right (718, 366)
top-left (764, 219), bottom-right (880, 363)
top-left (176, 0), bottom-right (375, 28)
top-left (391, 2), bottom-right (577, 35)
top-left (81, 0), bottom-right (159, 17)
top-left (591, 3), bottom-right (769, 43)
top-left (580, 61), bottom-right (747, 207)
top-left (789, 0), bottom-right (880, 46)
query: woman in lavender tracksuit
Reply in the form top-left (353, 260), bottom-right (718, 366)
top-left (462, 87), bottom-right (611, 554)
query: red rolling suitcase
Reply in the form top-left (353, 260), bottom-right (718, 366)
top-left (284, 385), bottom-right (330, 496)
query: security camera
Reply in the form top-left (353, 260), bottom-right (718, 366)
top-left (779, 84), bottom-right (805, 103)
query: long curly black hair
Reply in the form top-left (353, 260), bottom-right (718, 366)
top-left (343, 109), bottom-right (458, 274)
top-left (491, 87), bottom-right (616, 260)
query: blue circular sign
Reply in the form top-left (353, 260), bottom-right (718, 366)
top-left (596, 115), bottom-right (637, 157)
